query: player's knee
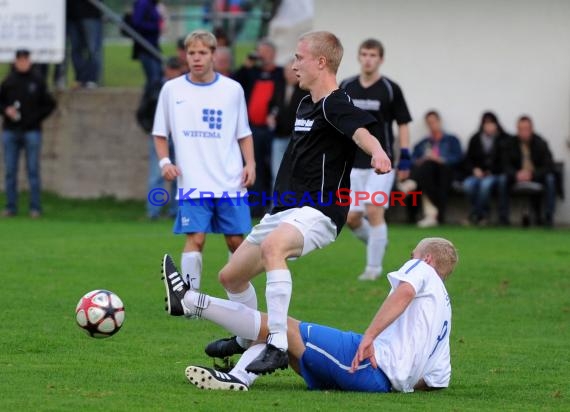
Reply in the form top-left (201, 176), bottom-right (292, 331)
top-left (225, 236), bottom-right (243, 253)
top-left (185, 236), bottom-right (205, 251)
top-left (346, 212), bottom-right (362, 229)
top-left (218, 266), bottom-right (235, 290)
top-left (260, 237), bottom-right (284, 265)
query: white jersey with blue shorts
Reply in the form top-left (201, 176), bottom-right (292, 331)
top-left (374, 259), bottom-right (452, 392)
top-left (298, 259), bottom-right (451, 393)
top-left (152, 73), bottom-right (252, 234)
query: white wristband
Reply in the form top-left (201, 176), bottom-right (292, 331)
top-left (159, 157), bottom-right (172, 168)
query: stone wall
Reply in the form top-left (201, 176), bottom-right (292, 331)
top-left (0, 88), bottom-right (149, 200)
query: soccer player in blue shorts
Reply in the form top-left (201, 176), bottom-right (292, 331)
top-left (162, 237), bottom-right (458, 393)
top-left (153, 30), bottom-right (255, 291)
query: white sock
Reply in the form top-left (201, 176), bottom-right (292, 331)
top-left (227, 283), bottom-right (258, 348)
top-left (229, 343), bottom-right (265, 387)
top-left (266, 269), bottom-right (292, 350)
top-left (366, 223), bottom-right (387, 275)
top-left (352, 219), bottom-right (370, 243)
top-left (181, 251), bottom-right (202, 290)
top-left (227, 283), bottom-right (258, 310)
top-left (182, 291), bottom-right (261, 340)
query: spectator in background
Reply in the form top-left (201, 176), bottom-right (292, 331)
top-left (136, 56), bottom-right (183, 220)
top-left (214, 46), bottom-right (233, 77)
top-left (0, 50), bottom-right (56, 218)
top-left (67, 0), bottom-right (103, 88)
top-left (401, 111), bottom-right (462, 227)
top-left (497, 116), bottom-right (556, 227)
top-left (266, 58), bottom-right (306, 185)
top-left (132, 0), bottom-right (163, 93)
top-left (462, 112), bottom-right (510, 226)
top-left (176, 37), bottom-right (190, 73)
top-left (213, 27), bottom-right (231, 47)
top-left (234, 38), bottom-right (285, 217)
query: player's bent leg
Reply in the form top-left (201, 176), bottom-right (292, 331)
top-left (218, 240), bottom-right (264, 293)
top-left (245, 223), bottom-right (304, 374)
top-left (209, 241), bottom-right (264, 359)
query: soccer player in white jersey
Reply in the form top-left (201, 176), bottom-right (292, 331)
top-left (161, 31), bottom-right (392, 375)
top-left (340, 39), bottom-right (413, 281)
top-left (153, 30), bottom-right (255, 291)
top-left (163, 237), bottom-right (457, 392)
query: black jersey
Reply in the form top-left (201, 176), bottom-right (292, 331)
top-left (340, 75), bottom-right (411, 168)
top-left (271, 89), bottom-right (379, 234)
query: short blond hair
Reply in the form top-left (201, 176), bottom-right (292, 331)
top-left (298, 30), bottom-right (343, 74)
top-left (184, 30), bottom-right (217, 51)
top-left (415, 237), bottom-right (458, 279)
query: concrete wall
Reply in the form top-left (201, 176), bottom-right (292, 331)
top-left (314, 0), bottom-right (570, 223)
top-left (0, 89), bottom-right (149, 200)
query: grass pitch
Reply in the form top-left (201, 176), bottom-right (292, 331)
top-left (0, 194), bottom-right (569, 411)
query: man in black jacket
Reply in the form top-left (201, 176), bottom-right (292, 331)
top-left (462, 112), bottom-right (510, 225)
top-left (496, 116), bottom-right (556, 226)
top-left (0, 50), bottom-right (56, 217)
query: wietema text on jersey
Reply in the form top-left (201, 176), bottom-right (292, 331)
top-left (181, 130), bottom-right (222, 138)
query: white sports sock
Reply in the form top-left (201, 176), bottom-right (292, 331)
top-left (229, 343), bottom-right (265, 387)
top-left (181, 251), bottom-right (202, 290)
top-left (366, 223), bottom-right (387, 275)
top-left (227, 283), bottom-right (258, 349)
top-left (183, 291), bottom-right (261, 340)
top-left (266, 269), bottom-right (292, 350)
top-left (227, 282), bottom-right (258, 310)
top-left (352, 219), bottom-right (370, 243)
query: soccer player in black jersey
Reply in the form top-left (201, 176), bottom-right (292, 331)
top-left (340, 39), bottom-right (412, 281)
top-left (161, 31), bottom-right (391, 375)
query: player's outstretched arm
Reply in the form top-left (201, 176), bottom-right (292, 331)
top-left (238, 135), bottom-right (256, 187)
top-left (351, 128), bottom-right (392, 174)
top-left (350, 282), bottom-right (416, 372)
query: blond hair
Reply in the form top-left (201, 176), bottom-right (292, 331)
top-left (298, 31), bottom-right (343, 73)
top-left (415, 237), bottom-right (458, 279)
top-left (184, 30), bottom-right (217, 52)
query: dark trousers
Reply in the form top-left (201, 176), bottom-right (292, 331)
top-left (497, 173), bottom-right (556, 225)
top-left (411, 160), bottom-right (454, 223)
top-left (249, 126), bottom-right (273, 218)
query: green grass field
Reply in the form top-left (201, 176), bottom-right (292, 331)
top-left (0, 194), bottom-right (569, 411)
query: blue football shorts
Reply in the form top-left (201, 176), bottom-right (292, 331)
top-left (298, 322), bottom-right (392, 392)
top-left (173, 198), bottom-right (252, 235)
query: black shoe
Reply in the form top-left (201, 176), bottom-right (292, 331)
top-left (185, 365), bottom-right (248, 391)
top-left (245, 344), bottom-right (288, 375)
top-left (205, 336), bottom-right (246, 358)
top-left (161, 254), bottom-right (189, 316)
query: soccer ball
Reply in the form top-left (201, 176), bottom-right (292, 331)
top-left (75, 290), bottom-right (125, 338)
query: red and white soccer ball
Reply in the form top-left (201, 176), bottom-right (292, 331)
top-left (75, 290), bottom-right (125, 338)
